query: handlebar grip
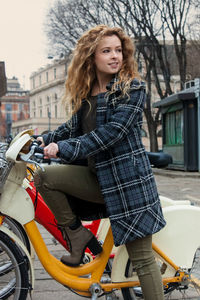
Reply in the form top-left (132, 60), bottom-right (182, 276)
top-left (37, 140), bottom-right (42, 146)
top-left (35, 146), bottom-right (44, 154)
top-left (30, 140), bottom-right (43, 152)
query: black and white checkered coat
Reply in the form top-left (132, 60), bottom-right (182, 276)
top-left (43, 78), bottom-right (166, 246)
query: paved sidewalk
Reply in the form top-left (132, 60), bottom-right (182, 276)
top-left (28, 169), bottom-right (200, 299)
top-left (154, 168), bottom-right (200, 206)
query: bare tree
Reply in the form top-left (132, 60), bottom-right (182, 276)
top-left (186, 5), bottom-right (200, 79)
top-left (45, 0), bottom-right (113, 55)
top-left (45, 0), bottom-right (194, 151)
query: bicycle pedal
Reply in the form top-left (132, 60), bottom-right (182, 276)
top-left (82, 253), bottom-right (93, 264)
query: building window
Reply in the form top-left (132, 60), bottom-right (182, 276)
top-left (47, 96), bottom-right (50, 103)
top-left (54, 68), bottom-right (56, 79)
top-left (18, 103), bottom-right (23, 120)
top-left (164, 109), bottom-right (183, 145)
top-left (55, 104), bottom-right (57, 118)
top-left (39, 75), bottom-right (42, 85)
top-left (39, 98), bottom-right (42, 105)
top-left (46, 72), bottom-right (48, 82)
top-left (55, 93), bottom-right (57, 100)
top-left (32, 77), bottom-right (35, 89)
top-left (40, 109), bottom-right (42, 117)
top-left (5, 104), bottom-right (12, 111)
top-left (32, 102), bottom-right (35, 114)
top-left (6, 112), bottom-right (12, 123)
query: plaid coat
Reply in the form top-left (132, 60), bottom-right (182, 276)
top-left (43, 78), bottom-right (166, 246)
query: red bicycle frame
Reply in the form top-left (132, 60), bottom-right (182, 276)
top-left (26, 181), bottom-right (101, 253)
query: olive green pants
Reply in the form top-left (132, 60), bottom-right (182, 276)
top-left (34, 164), bottom-right (164, 300)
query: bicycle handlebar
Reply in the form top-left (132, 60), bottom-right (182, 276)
top-left (34, 152), bottom-right (61, 163)
top-left (19, 140), bottom-right (61, 170)
top-left (30, 140), bottom-right (61, 164)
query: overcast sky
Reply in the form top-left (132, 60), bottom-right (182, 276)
top-left (0, 0), bottom-right (55, 90)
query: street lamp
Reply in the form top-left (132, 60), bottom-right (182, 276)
top-left (48, 111), bottom-right (51, 131)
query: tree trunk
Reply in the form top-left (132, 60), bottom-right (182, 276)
top-left (144, 108), bottom-right (159, 152)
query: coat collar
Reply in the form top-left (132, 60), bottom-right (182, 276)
top-left (82, 75), bottom-right (144, 103)
top-left (106, 74), bottom-right (120, 91)
top-left (106, 75), bottom-right (145, 91)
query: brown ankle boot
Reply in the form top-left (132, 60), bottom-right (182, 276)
top-left (59, 224), bottom-right (102, 266)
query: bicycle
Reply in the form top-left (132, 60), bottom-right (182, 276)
top-left (1, 129), bottom-right (200, 299)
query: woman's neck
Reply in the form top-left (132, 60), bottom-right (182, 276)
top-left (91, 75), bottom-right (112, 96)
top-left (91, 83), bottom-right (107, 96)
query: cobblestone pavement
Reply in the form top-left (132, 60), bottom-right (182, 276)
top-left (27, 170), bottom-right (200, 299)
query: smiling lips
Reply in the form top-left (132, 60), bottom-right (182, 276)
top-left (109, 62), bottom-right (118, 68)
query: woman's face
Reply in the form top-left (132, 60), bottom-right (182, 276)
top-left (94, 34), bottom-right (123, 79)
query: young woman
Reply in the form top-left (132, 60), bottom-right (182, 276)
top-left (34, 25), bottom-right (166, 299)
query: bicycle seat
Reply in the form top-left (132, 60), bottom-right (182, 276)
top-left (147, 152), bottom-right (173, 168)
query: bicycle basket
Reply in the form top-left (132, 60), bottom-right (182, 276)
top-left (0, 143), bottom-right (13, 190)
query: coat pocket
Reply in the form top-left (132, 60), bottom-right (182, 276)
top-left (132, 153), bottom-right (151, 178)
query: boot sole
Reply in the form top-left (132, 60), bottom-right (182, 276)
top-left (61, 236), bottom-right (102, 267)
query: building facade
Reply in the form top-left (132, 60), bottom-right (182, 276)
top-left (0, 77), bottom-right (29, 141)
top-left (29, 58), bottom-right (67, 135)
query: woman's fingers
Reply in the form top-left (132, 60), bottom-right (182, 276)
top-left (44, 143), bottom-right (59, 158)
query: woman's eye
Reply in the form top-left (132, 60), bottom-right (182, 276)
top-left (103, 49), bottom-right (109, 53)
top-left (117, 48), bottom-right (122, 52)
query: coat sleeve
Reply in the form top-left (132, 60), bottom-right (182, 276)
top-left (57, 86), bottom-right (146, 163)
top-left (42, 113), bottom-right (79, 145)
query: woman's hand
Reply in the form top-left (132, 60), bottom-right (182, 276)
top-left (43, 143), bottom-right (59, 159)
top-left (36, 136), bottom-right (45, 147)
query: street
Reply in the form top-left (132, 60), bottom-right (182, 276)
top-left (154, 169), bottom-right (200, 205)
top-left (29, 170), bottom-right (200, 299)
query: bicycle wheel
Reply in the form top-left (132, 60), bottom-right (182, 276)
top-left (0, 216), bottom-right (31, 280)
top-left (164, 247), bottom-right (200, 299)
top-left (2, 216), bottom-right (31, 253)
top-left (121, 254), bottom-right (200, 299)
top-left (0, 231), bottom-right (29, 300)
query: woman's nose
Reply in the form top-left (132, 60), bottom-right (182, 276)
top-left (111, 51), bottom-right (117, 58)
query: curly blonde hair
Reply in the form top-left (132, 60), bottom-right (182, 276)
top-left (63, 24), bottom-right (140, 115)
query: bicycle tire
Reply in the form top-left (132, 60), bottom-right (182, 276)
top-left (0, 231), bottom-right (29, 300)
top-left (2, 216), bottom-right (31, 253)
top-left (0, 216), bottom-right (31, 279)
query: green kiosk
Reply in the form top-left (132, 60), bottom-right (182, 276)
top-left (154, 79), bottom-right (200, 171)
